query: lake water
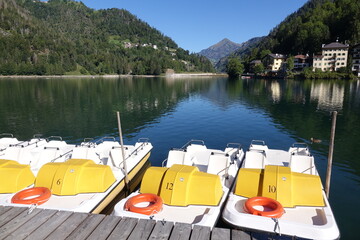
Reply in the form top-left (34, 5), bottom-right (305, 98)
top-left (1, 76), bottom-right (359, 239)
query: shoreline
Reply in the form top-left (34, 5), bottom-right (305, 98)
top-left (0, 73), bottom-right (228, 79)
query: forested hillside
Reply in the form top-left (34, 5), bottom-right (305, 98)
top-left (0, 0), bottom-right (214, 75)
top-left (233, 0), bottom-right (360, 65)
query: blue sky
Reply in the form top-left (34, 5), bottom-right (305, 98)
top-left (78, 0), bottom-right (308, 53)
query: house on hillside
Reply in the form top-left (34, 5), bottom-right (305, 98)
top-left (351, 43), bottom-right (360, 76)
top-left (262, 53), bottom-right (286, 73)
top-left (312, 40), bottom-right (349, 72)
top-left (294, 54), bottom-right (310, 71)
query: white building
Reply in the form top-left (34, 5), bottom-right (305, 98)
top-left (312, 41), bottom-right (349, 72)
top-left (262, 53), bottom-right (286, 72)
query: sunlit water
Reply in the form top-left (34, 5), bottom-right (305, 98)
top-left (1, 76), bottom-right (359, 239)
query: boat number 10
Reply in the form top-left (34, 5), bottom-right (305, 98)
top-left (268, 185), bottom-right (276, 193)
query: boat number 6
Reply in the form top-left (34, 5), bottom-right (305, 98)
top-left (166, 182), bottom-right (173, 190)
top-left (56, 179), bottom-right (62, 185)
top-left (268, 185), bottom-right (276, 193)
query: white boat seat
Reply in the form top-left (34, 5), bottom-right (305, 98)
top-left (166, 150), bottom-right (186, 167)
top-left (96, 141), bottom-right (120, 161)
top-left (207, 154), bottom-right (229, 176)
top-left (0, 137), bottom-right (20, 150)
top-left (185, 150), bottom-right (211, 166)
top-left (1, 145), bottom-right (37, 165)
top-left (71, 146), bottom-right (99, 162)
top-left (32, 148), bottom-right (67, 171)
top-left (290, 155), bottom-right (315, 174)
top-left (243, 150), bottom-right (266, 169)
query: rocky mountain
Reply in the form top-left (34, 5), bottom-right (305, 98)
top-left (211, 37), bottom-right (264, 72)
top-left (198, 38), bottom-right (243, 64)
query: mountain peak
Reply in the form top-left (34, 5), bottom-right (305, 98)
top-left (198, 38), bottom-right (242, 63)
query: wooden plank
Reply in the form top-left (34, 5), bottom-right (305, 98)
top-left (190, 225), bottom-right (210, 240)
top-left (148, 221), bottom-right (174, 240)
top-left (65, 213), bottom-right (105, 240)
top-left (0, 208), bottom-right (41, 238)
top-left (107, 217), bottom-right (138, 240)
top-left (169, 222), bottom-right (192, 240)
top-left (251, 231), bottom-right (293, 240)
top-left (211, 227), bottom-right (230, 240)
top-left (0, 206), bottom-right (12, 216)
top-left (231, 229), bottom-right (251, 240)
top-left (128, 218), bottom-right (156, 240)
top-left (86, 215), bottom-right (122, 240)
top-left (25, 210), bottom-right (72, 240)
top-left (0, 207), bottom-right (27, 228)
top-left (4, 209), bottom-right (57, 240)
top-left (44, 212), bottom-right (89, 239)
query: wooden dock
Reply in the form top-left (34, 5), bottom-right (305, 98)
top-left (0, 206), bottom-right (292, 240)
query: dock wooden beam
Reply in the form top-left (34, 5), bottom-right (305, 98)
top-left (0, 206), bottom-right (296, 239)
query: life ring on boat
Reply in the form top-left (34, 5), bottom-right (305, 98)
top-left (124, 193), bottom-right (163, 215)
top-left (11, 187), bottom-right (51, 205)
top-left (244, 196), bottom-right (284, 218)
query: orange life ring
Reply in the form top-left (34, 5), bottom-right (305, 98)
top-left (11, 187), bottom-right (51, 205)
top-left (124, 193), bottom-right (163, 215)
top-left (244, 196), bottom-right (284, 218)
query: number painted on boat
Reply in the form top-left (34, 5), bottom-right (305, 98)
top-left (166, 182), bottom-right (173, 190)
top-left (268, 185), bottom-right (276, 193)
top-left (56, 179), bottom-right (62, 185)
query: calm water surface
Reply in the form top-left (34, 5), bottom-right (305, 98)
top-left (1, 76), bottom-right (359, 239)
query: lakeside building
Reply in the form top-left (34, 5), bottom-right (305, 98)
top-left (294, 54), bottom-right (310, 71)
top-left (351, 43), bottom-right (360, 76)
top-left (312, 41), bottom-right (349, 72)
top-left (262, 53), bottom-right (286, 73)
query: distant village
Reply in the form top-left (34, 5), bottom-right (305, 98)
top-left (249, 40), bottom-right (360, 77)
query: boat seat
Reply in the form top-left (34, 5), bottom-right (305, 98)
top-left (166, 150), bottom-right (186, 167)
top-left (96, 141), bottom-right (120, 162)
top-left (1, 146), bottom-right (36, 165)
top-left (31, 147), bottom-right (69, 171)
top-left (290, 154), bottom-right (315, 174)
top-left (71, 146), bottom-right (100, 162)
top-left (0, 137), bottom-right (20, 150)
top-left (207, 154), bottom-right (229, 176)
top-left (185, 150), bottom-right (211, 166)
top-left (243, 150), bottom-right (266, 169)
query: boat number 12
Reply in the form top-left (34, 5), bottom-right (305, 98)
top-left (166, 182), bottom-right (173, 190)
top-left (268, 185), bottom-right (276, 193)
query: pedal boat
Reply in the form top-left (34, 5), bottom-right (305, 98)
top-left (2, 137), bottom-right (153, 214)
top-left (0, 133), bottom-right (20, 154)
top-left (0, 136), bottom-right (75, 204)
top-left (222, 140), bottom-right (340, 240)
top-left (113, 140), bottom-right (245, 228)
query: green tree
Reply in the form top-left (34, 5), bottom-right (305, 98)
top-left (254, 63), bottom-right (265, 75)
top-left (286, 56), bottom-right (294, 72)
top-left (226, 58), bottom-right (244, 78)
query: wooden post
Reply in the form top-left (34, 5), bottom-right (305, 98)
top-left (325, 111), bottom-right (337, 198)
top-left (117, 111), bottom-right (129, 188)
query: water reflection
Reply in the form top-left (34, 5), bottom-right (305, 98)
top-left (0, 77), bottom-right (215, 142)
top-left (0, 76), bottom-right (359, 239)
top-left (349, 80), bottom-right (360, 108)
top-left (310, 81), bottom-right (345, 112)
top-left (270, 81), bottom-right (281, 103)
